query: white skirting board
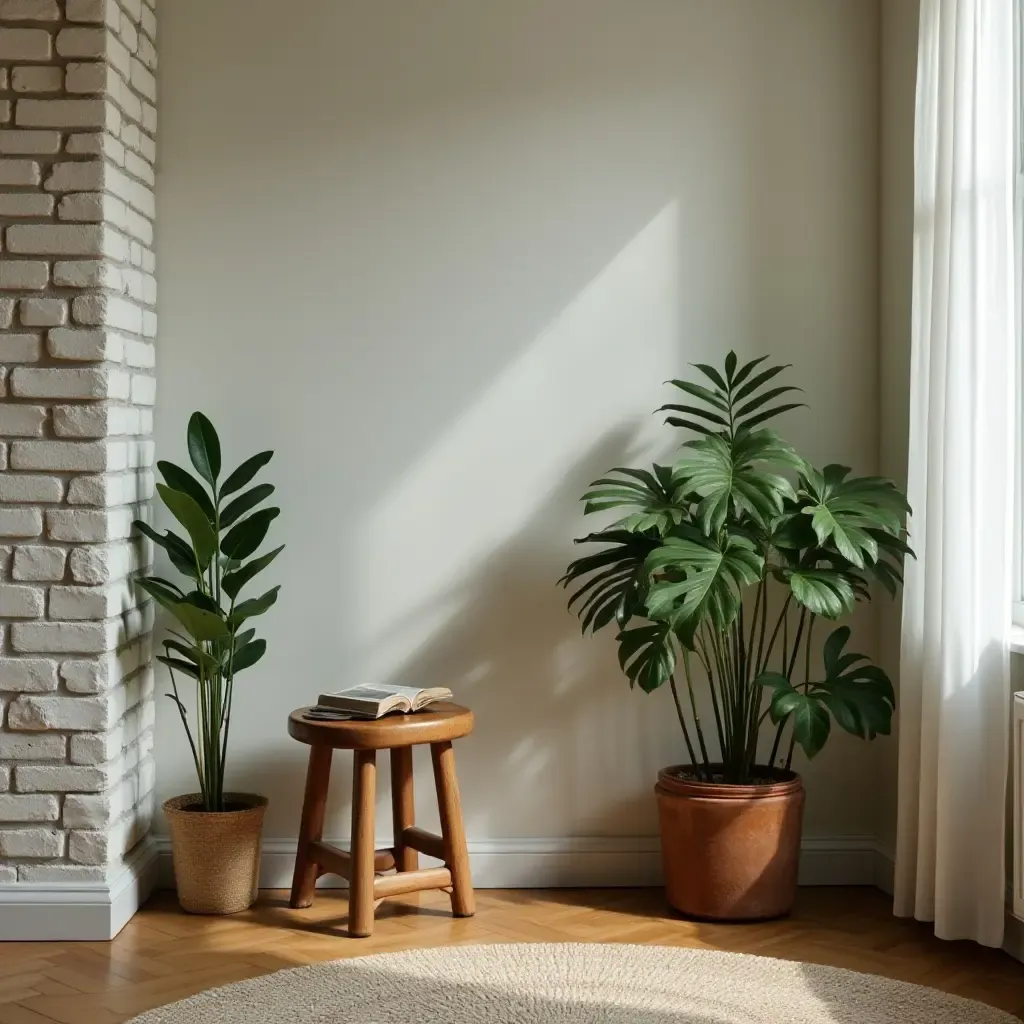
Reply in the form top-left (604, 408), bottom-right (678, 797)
top-left (155, 833), bottom-right (893, 892)
top-left (0, 837), bottom-right (159, 942)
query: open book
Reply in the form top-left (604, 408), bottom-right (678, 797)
top-left (314, 684), bottom-right (453, 719)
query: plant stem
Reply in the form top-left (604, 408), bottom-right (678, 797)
top-left (682, 650), bottom-right (710, 774)
top-left (696, 636), bottom-right (726, 758)
top-left (758, 593), bottom-right (792, 677)
top-left (668, 675), bottom-right (700, 772)
top-left (785, 614), bottom-right (816, 771)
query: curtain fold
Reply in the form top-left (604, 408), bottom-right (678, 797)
top-left (894, 0), bottom-right (1016, 947)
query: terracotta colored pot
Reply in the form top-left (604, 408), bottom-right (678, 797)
top-left (164, 793), bottom-right (267, 915)
top-left (655, 765), bottom-right (804, 921)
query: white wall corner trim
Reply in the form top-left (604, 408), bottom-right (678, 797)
top-left (0, 835), bottom-right (158, 941)
top-left (155, 834), bottom-right (893, 893)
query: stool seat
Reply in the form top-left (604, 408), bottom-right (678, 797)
top-left (287, 703), bottom-right (475, 937)
top-left (288, 703), bottom-right (473, 750)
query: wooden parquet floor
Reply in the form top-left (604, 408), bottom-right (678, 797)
top-left (0, 887), bottom-right (1021, 1022)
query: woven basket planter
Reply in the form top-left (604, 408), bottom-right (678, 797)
top-left (164, 792), bottom-right (268, 915)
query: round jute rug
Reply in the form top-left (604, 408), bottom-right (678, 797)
top-left (128, 942), bottom-right (1017, 1023)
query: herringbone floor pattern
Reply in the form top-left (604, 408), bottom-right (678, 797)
top-left (0, 887), bottom-right (1020, 1022)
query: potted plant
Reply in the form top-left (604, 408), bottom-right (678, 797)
top-left (133, 413), bottom-right (284, 915)
top-left (561, 354), bottom-right (910, 920)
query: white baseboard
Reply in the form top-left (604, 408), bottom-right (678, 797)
top-left (155, 833), bottom-right (890, 891)
top-left (0, 836), bottom-right (159, 941)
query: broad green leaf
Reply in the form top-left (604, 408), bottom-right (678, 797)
top-left (645, 534), bottom-right (763, 633)
top-left (693, 362), bottom-right (729, 391)
top-left (221, 450), bottom-right (273, 497)
top-left (220, 483), bottom-right (275, 529)
top-left (616, 622), bottom-right (676, 692)
top-left (229, 639), bottom-right (266, 674)
top-left (187, 412), bottom-right (221, 487)
top-left (157, 461), bottom-right (215, 522)
top-left (810, 627), bottom-right (895, 740)
top-left (222, 545), bottom-right (284, 601)
top-left (157, 654), bottom-right (199, 680)
top-left (723, 351), bottom-right (738, 383)
top-left (164, 637), bottom-right (220, 673)
top-left (229, 585), bottom-right (280, 627)
top-left (221, 507), bottom-right (280, 561)
top-left (181, 589), bottom-right (221, 615)
top-left (770, 689), bottom-right (830, 759)
top-left (168, 601), bottom-right (230, 642)
top-left (582, 466), bottom-right (691, 534)
top-left (786, 569), bottom-right (856, 619)
top-left (156, 483), bottom-right (217, 569)
top-left (132, 521), bottom-right (202, 581)
top-left (135, 576), bottom-right (182, 612)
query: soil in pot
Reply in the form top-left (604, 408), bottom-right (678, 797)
top-left (655, 764), bottom-right (804, 921)
top-left (164, 792), bottom-right (268, 915)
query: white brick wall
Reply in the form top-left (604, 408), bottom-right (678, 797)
top-left (0, 0), bottom-right (155, 881)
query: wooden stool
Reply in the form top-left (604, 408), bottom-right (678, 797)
top-left (287, 702), bottom-right (475, 937)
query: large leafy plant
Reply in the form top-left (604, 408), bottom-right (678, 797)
top-left (134, 413), bottom-right (283, 812)
top-left (561, 354), bottom-right (911, 784)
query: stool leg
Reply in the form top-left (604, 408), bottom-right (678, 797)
top-left (430, 740), bottom-right (475, 917)
top-left (390, 746), bottom-right (418, 873)
top-left (290, 745), bottom-right (333, 909)
top-left (349, 749), bottom-right (377, 937)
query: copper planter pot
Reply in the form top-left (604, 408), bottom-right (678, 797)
top-left (655, 765), bottom-right (804, 921)
top-left (164, 793), bottom-right (267, 915)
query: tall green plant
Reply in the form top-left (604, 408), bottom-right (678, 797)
top-left (133, 413), bottom-right (284, 811)
top-left (561, 354), bottom-right (911, 784)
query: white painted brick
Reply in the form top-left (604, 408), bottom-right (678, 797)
top-left (120, 0), bottom-right (142, 22)
top-left (0, 99), bottom-right (11, 122)
top-left (64, 60), bottom-right (107, 94)
top-left (61, 638), bottom-right (149, 692)
top-left (0, 584), bottom-right (42, 617)
top-left (9, 691), bottom-right (120, 731)
top-left (44, 158), bottom-right (103, 191)
top-left (124, 437), bottom-right (153, 468)
top-left (0, 157), bottom-right (38, 184)
top-left (46, 507), bottom-right (134, 543)
top-left (141, 100), bottom-right (156, 133)
top-left (119, 16), bottom-right (137, 54)
top-left (68, 538), bottom-right (149, 584)
top-left (124, 337), bottom-right (154, 367)
top-left (0, 866), bottom-right (13, 882)
top-left (68, 469), bottom-right (152, 506)
top-left (0, 129), bottom-right (59, 153)
top-left (131, 373), bottom-right (155, 405)
top-left (0, 736), bottom-right (62, 761)
top-left (0, 260), bottom-right (48, 289)
top-left (0, 0), bottom-right (60, 20)
top-left (6, 223), bottom-right (105, 255)
top-left (63, 778), bottom-right (134, 828)
top-left (52, 259), bottom-right (121, 290)
top-left (0, 474), bottom-right (62, 503)
top-left (0, 793), bottom-right (59, 820)
top-left (71, 293), bottom-right (143, 333)
top-left (11, 618), bottom-right (121, 653)
top-left (0, 191), bottom-right (52, 216)
top-left (20, 297), bottom-right (66, 327)
top-left (0, 656), bottom-right (57, 690)
top-left (16, 98), bottom-right (109, 128)
top-left (17, 863), bottom-right (116, 881)
top-left (54, 403), bottom-right (138, 439)
top-left (56, 26), bottom-right (105, 57)
top-left (47, 327), bottom-right (125, 362)
top-left (0, 28), bottom-right (51, 60)
top-left (66, 0), bottom-right (115, 23)
top-left (11, 65), bottom-right (61, 92)
top-left (11, 438), bottom-right (113, 472)
top-left (129, 58), bottom-right (155, 103)
top-left (106, 30), bottom-right (129, 78)
top-left (69, 816), bottom-right (137, 864)
top-left (10, 366), bottom-right (129, 400)
top-left (124, 149), bottom-right (153, 188)
top-left (0, 297), bottom-right (13, 327)
top-left (0, 405), bottom-right (45, 437)
top-left (0, 827), bottom-right (63, 857)
top-left (70, 716), bottom-right (128, 763)
top-left (140, 3), bottom-right (154, 40)
top-left (50, 581), bottom-right (134, 620)
top-left (0, 765), bottom-right (8, 793)
top-left (0, 333), bottom-right (41, 362)
top-left (16, 759), bottom-right (122, 792)
top-left (104, 161), bottom-right (153, 216)
top-left (0, 545), bottom-right (13, 571)
top-left (0, 508), bottom-right (42, 537)
top-left (65, 129), bottom-right (123, 164)
top-left (12, 545), bottom-right (65, 581)
top-left (58, 191), bottom-right (105, 221)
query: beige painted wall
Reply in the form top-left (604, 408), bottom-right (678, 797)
top-left (155, 1), bottom-right (884, 847)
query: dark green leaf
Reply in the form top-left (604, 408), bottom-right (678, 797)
top-left (157, 462), bottom-right (215, 521)
top-left (787, 569), bottom-right (856, 619)
top-left (222, 545), bottom-right (285, 601)
top-left (616, 623), bottom-right (676, 692)
top-left (135, 576), bottom-right (182, 611)
top-left (221, 450), bottom-right (274, 497)
top-left (693, 362), bottom-right (729, 391)
top-left (730, 355), bottom-right (769, 390)
top-left (736, 403), bottom-right (806, 432)
top-left (734, 385), bottom-right (802, 420)
top-left (164, 638), bottom-right (220, 673)
top-left (168, 601), bottom-right (230, 642)
top-left (221, 507), bottom-right (280, 561)
top-left (229, 639), bottom-right (266, 674)
top-left (666, 379), bottom-right (729, 412)
top-left (724, 351), bottom-right (737, 383)
top-left (133, 521), bottom-right (202, 581)
top-left (187, 412), bottom-right (221, 487)
top-left (771, 690), bottom-right (830, 759)
top-left (156, 483), bottom-right (217, 569)
top-left (733, 363), bottom-right (791, 402)
top-left (229, 585), bottom-right (280, 627)
top-left (157, 654), bottom-right (199, 680)
top-left (220, 483), bottom-right (275, 529)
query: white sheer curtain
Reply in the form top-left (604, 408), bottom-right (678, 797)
top-left (894, 0), bottom-right (1016, 947)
